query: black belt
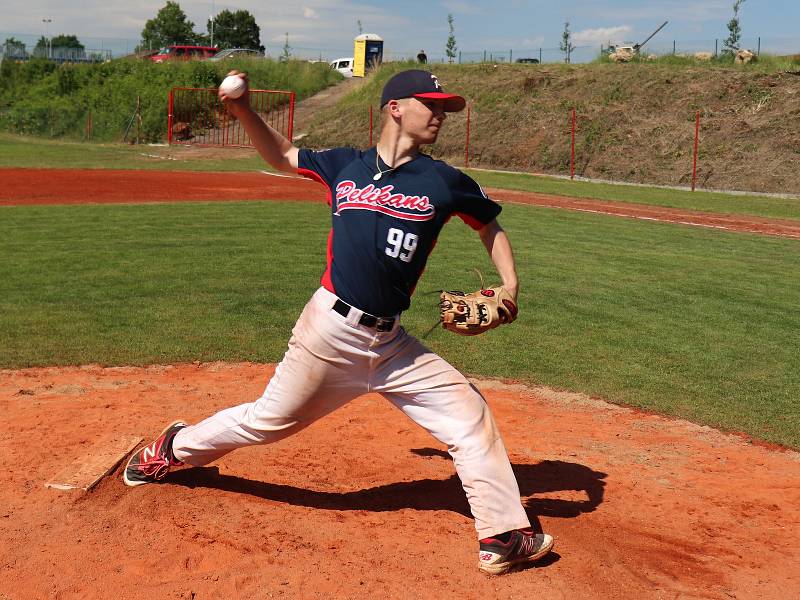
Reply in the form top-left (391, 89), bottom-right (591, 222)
top-left (332, 299), bottom-right (396, 332)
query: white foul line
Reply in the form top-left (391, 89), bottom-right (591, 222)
top-left (259, 170), bottom-right (302, 179)
top-left (522, 203), bottom-right (800, 239)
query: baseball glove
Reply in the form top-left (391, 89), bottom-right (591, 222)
top-left (439, 286), bottom-right (518, 336)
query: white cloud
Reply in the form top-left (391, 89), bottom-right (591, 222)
top-left (302, 7), bottom-right (318, 19)
top-left (578, 1), bottom-right (728, 23)
top-left (572, 26), bottom-right (633, 46)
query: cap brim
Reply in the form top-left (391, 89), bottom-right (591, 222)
top-left (414, 92), bottom-right (466, 112)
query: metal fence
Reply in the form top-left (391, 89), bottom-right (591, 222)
top-left (385, 36), bottom-right (792, 65)
top-left (168, 87), bottom-right (295, 147)
top-left (1, 31), bottom-right (796, 64)
top-left (635, 37), bottom-right (771, 57)
top-left (1, 42), bottom-right (111, 63)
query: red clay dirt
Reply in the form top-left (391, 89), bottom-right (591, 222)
top-left (2, 168), bottom-right (800, 239)
top-left (0, 168), bottom-right (326, 205)
top-left (1, 363), bottom-right (799, 600)
top-left (2, 168), bottom-right (800, 599)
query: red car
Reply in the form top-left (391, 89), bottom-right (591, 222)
top-left (151, 45), bottom-right (218, 63)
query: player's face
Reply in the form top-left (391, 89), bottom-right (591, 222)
top-left (400, 98), bottom-right (447, 144)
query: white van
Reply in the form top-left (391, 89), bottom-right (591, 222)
top-left (330, 57), bottom-right (354, 78)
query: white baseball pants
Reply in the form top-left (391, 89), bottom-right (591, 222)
top-left (172, 287), bottom-right (531, 539)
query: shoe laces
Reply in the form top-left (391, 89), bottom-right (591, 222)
top-left (137, 458), bottom-right (171, 480)
top-left (517, 532), bottom-right (540, 555)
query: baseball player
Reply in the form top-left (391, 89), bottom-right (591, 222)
top-left (123, 69), bottom-right (554, 575)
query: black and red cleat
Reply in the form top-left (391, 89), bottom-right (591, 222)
top-left (478, 528), bottom-right (554, 575)
top-left (123, 421), bottom-right (187, 487)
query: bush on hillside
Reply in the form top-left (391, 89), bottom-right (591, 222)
top-left (0, 57), bottom-right (340, 142)
top-left (593, 51), bottom-right (797, 71)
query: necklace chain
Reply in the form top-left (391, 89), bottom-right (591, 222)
top-left (373, 151), bottom-right (396, 181)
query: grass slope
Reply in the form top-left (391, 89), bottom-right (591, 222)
top-left (1, 201), bottom-right (798, 447)
top-left (301, 60), bottom-right (800, 195)
top-left (0, 57), bottom-right (341, 143)
top-left (4, 56), bottom-right (800, 194)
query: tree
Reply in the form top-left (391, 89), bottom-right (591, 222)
top-left (34, 34), bottom-right (85, 59)
top-left (723, 0), bottom-right (746, 54)
top-left (33, 36), bottom-right (48, 57)
top-left (560, 21), bottom-right (575, 63)
top-left (207, 9), bottom-right (262, 51)
top-left (445, 14), bottom-right (457, 64)
top-left (49, 34), bottom-right (84, 51)
top-left (2, 37), bottom-right (27, 58)
top-left (141, 1), bottom-right (198, 50)
top-left (281, 32), bottom-right (291, 61)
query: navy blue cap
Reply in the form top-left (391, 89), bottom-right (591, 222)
top-left (380, 70), bottom-right (466, 112)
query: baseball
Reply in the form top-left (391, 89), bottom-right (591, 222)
top-left (219, 75), bottom-right (246, 99)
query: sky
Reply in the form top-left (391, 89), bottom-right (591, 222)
top-left (2, 0), bottom-right (798, 62)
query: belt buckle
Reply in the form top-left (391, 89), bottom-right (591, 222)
top-left (358, 313), bottom-right (376, 328)
top-left (376, 317), bottom-right (394, 332)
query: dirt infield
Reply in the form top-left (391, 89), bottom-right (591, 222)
top-left (2, 168), bottom-right (800, 598)
top-left (0, 168), bottom-right (326, 205)
top-left (1, 363), bottom-right (798, 599)
top-left (3, 168), bottom-right (800, 239)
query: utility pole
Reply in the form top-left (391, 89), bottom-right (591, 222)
top-left (42, 18), bottom-right (52, 58)
top-left (210, 0), bottom-right (215, 47)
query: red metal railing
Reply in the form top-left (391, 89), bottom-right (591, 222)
top-left (691, 110), bottom-right (701, 192)
top-left (464, 105), bottom-right (471, 169)
top-left (570, 108), bottom-right (576, 180)
top-left (167, 87), bottom-right (295, 147)
top-left (369, 105), bottom-right (373, 147)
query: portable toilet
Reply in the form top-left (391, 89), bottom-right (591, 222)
top-left (353, 33), bottom-right (383, 77)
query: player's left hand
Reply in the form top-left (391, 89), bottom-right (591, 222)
top-left (439, 286), bottom-right (518, 336)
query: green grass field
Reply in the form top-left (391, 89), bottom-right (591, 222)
top-left (0, 133), bottom-right (266, 172)
top-left (1, 199), bottom-right (798, 448)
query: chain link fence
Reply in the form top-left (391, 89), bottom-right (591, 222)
top-left (1, 41), bottom-right (111, 63)
top-left (2, 31), bottom-right (796, 65)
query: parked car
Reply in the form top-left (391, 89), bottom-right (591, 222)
top-left (329, 57), bottom-right (354, 77)
top-left (208, 48), bottom-right (263, 61)
top-left (515, 57), bottom-right (540, 64)
top-left (150, 45), bottom-right (218, 63)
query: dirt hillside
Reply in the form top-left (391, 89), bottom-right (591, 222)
top-left (300, 63), bottom-right (800, 195)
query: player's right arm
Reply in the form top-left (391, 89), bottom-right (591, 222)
top-left (219, 71), bottom-right (299, 173)
top-left (478, 219), bottom-right (519, 302)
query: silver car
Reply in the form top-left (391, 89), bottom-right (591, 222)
top-left (208, 48), bottom-right (264, 61)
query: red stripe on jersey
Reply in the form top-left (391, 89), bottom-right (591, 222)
top-left (320, 228), bottom-right (335, 293)
top-left (296, 167), bottom-right (336, 293)
top-left (336, 202), bottom-right (435, 221)
top-left (454, 211), bottom-right (485, 231)
top-left (297, 167), bottom-right (333, 207)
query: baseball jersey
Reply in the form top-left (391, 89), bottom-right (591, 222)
top-left (298, 146), bottom-right (501, 317)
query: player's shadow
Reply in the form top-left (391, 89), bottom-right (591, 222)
top-left (167, 447), bottom-right (606, 523)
